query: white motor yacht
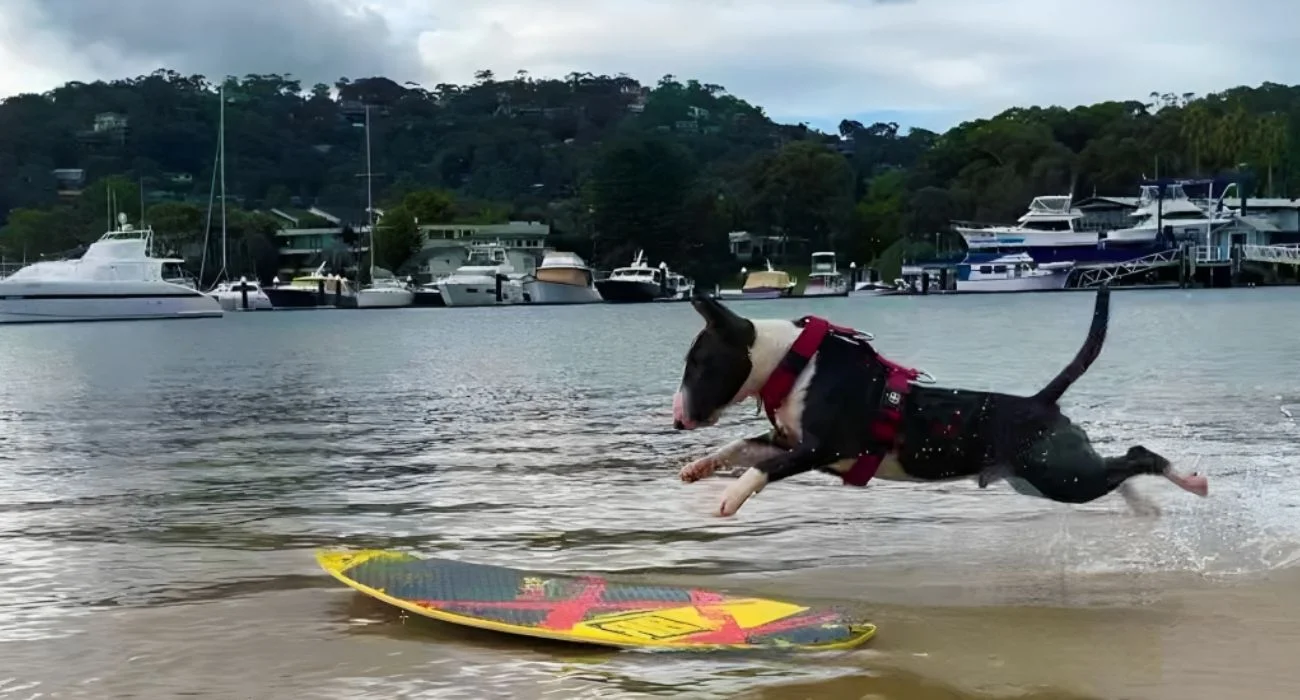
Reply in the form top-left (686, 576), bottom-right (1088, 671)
top-left (437, 243), bottom-right (526, 307)
top-left (0, 214), bottom-right (224, 324)
top-left (1102, 182), bottom-right (1235, 246)
top-left (526, 251), bottom-right (602, 304)
top-left (663, 269), bottom-right (694, 300)
top-left (210, 276), bottom-right (274, 311)
top-left (954, 252), bottom-right (1074, 293)
top-left (802, 251), bottom-right (849, 297)
top-left (593, 250), bottom-right (692, 303)
top-left (954, 195), bottom-right (1099, 250)
top-left (353, 275), bottom-right (415, 308)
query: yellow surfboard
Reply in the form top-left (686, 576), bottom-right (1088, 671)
top-left (317, 549), bottom-right (876, 651)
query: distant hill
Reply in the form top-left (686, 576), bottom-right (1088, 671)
top-left (1, 69), bottom-right (1296, 283)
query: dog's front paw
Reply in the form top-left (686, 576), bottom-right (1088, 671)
top-left (717, 468), bottom-right (768, 517)
top-left (680, 456), bottom-right (718, 482)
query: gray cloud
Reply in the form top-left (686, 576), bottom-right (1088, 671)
top-left (4, 0), bottom-right (1300, 130)
top-left (19, 0), bottom-right (419, 85)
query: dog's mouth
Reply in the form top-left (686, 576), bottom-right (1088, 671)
top-left (674, 412), bottom-right (720, 431)
top-left (672, 390), bottom-right (720, 430)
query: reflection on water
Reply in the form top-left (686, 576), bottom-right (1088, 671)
top-left (1, 289), bottom-right (1299, 698)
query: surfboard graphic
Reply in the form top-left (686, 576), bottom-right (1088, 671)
top-left (317, 549), bottom-right (876, 651)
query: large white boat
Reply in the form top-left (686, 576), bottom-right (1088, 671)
top-left (437, 243), bottom-right (526, 307)
top-left (526, 251), bottom-right (602, 304)
top-left (1102, 182), bottom-right (1235, 246)
top-left (0, 214), bottom-right (224, 324)
top-left (954, 252), bottom-right (1074, 293)
top-left (955, 195), bottom-right (1099, 251)
top-left (802, 251), bottom-right (849, 297)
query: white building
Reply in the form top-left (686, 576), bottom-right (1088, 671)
top-left (415, 221), bottom-right (550, 281)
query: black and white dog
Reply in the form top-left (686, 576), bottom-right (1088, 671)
top-left (671, 286), bottom-right (1208, 517)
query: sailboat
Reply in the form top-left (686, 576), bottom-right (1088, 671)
top-left (352, 104), bottom-right (414, 309)
top-left (204, 83), bottom-right (273, 311)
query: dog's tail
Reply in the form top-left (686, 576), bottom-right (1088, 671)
top-left (1032, 283), bottom-right (1110, 404)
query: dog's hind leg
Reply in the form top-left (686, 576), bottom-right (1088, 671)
top-left (1121, 445), bottom-right (1208, 497)
top-left (680, 432), bottom-right (785, 483)
top-left (1012, 419), bottom-right (1208, 505)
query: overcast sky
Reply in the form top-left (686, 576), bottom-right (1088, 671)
top-left (1, 0), bottom-right (1294, 132)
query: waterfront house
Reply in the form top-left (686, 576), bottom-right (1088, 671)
top-left (272, 205), bottom-right (373, 277)
top-left (728, 231), bottom-right (791, 260)
top-left (414, 221), bottom-right (550, 282)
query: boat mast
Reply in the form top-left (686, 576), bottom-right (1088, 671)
top-left (218, 82), bottom-right (228, 281)
top-left (365, 104), bottom-right (374, 284)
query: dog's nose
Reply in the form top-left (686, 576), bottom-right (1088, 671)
top-left (673, 420), bottom-right (685, 430)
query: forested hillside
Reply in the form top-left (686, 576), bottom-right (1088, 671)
top-left (0, 69), bottom-right (1294, 283)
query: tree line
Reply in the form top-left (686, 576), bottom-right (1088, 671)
top-left (0, 69), bottom-right (1295, 284)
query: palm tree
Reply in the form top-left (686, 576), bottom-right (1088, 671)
top-left (1251, 113), bottom-right (1288, 196)
top-left (1211, 104), bottom-right (1250, 170)
top-left (1180, 102), bottom-right (1213, 174)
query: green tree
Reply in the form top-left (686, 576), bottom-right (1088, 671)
top-left (145, 201), bottom-right (205, 258)
top-left (586, 132), bottom-right (697, 268)
top-left (373, 206), bottom-right (423, 273)
top-left (0, 208), bottom-right (83, 258)
top-left (403, 189), bottom-right (457, 224)
top-left (850, 170), bottom-right (906, 263)
top-left (744, 140), bottom-right (855, 255)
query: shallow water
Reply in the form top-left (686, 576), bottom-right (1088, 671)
top-left (1, 288), bottom-right (1299, 699)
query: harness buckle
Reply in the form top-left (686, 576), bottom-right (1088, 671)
top-left (794, 315), bottom-right (873, 342)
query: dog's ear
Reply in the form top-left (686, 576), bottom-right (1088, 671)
top-left (690, 292), bottom-right (749, 340)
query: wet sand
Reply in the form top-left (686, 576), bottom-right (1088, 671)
top-left (4, 561), bottom-right (1300, 699)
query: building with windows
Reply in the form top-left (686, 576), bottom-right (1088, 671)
top-left (415, 221), bottom-right (550, 281)
top-left (272, 211), bottom-right (550, 281)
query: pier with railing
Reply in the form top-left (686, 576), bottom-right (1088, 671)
top-left (1069, 242), bottom-right (1300, 288)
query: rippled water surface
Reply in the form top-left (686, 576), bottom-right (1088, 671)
top-left (3, 289), bottom-right (1300, 699)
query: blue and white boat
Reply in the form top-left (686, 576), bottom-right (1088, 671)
top-left (955, 181), bottom-right (1241, 267)
top-left (955, 252), bottom-right (1073, 293)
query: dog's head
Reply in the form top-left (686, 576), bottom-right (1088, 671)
top-left (672, 292), bottom-right (757, 430)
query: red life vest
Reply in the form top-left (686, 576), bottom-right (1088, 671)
top-left (756, 316), bottom-right (922, 486)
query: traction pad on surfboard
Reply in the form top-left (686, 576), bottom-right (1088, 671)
top-left (321, 550), bottom-right (875, 649)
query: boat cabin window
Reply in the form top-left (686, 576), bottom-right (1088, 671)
top-left (992, 265), bottom-right (1006, 274)
top-left (613, 268), bottom-right (658, 280)
top-left (1021, 219), bottom-right (1072, 231)
top-left (810, 254), bottom-right (835, 269)
top-left (979, 265), bottom-right (993, 274)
